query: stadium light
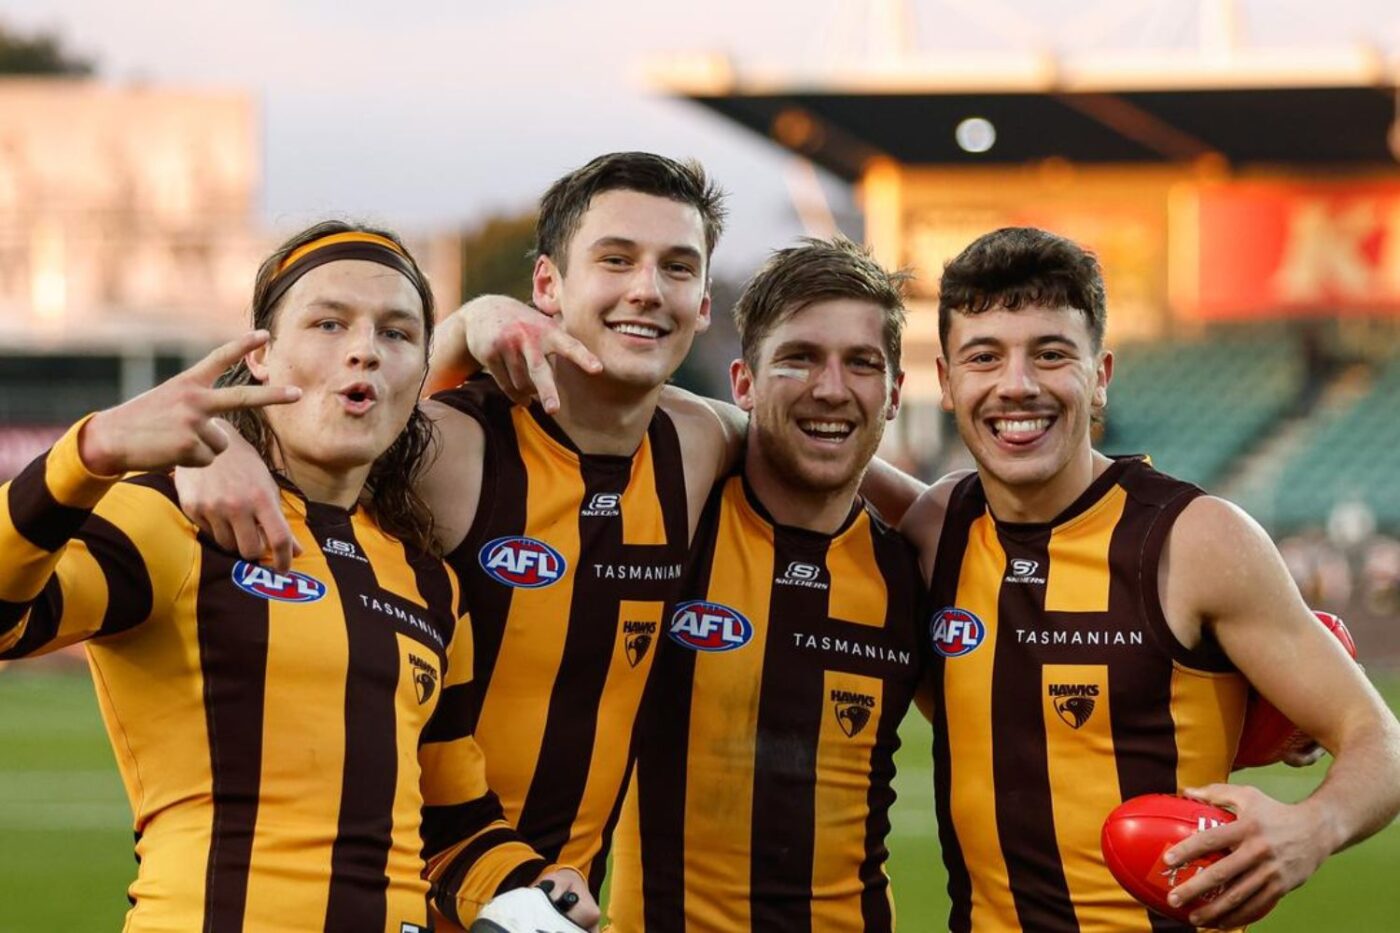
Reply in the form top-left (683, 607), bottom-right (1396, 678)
top-left (955, 117), bottom-right (996, 153)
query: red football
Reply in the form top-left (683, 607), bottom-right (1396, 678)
top-left (1101, 794), bottom-right (1239, 924)
top-left (1233, 610), bottom-right (1358, 769)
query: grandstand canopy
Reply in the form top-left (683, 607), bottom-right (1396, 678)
top-left (653, 50), bottom-right (1400, 178)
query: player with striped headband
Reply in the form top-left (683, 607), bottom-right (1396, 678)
top-left (0, 222), bottom-right (597, 932)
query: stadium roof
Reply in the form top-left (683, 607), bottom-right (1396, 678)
top-left (652, 49), bottom-right (1400, 179)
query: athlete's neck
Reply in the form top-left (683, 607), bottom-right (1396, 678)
top-left (743, 443), bottom-right (860, 536)
top-left (273, 450), bottom-right (369, 511)
top-left (980, 445), bottom-right (1113, 524)
top-left (549, 362), bottom-right (661, 456)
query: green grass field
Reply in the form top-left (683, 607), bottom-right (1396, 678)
top-left (2, 669), bottom-right (1397, 931)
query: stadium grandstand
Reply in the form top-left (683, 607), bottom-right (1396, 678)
top-left (651, 0), bottom-right (1400, 648)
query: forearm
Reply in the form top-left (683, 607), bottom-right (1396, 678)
top-left (1304, 715), bottom-right (1400, 854)
top-left (1, 418), bottom-right (122, 656)
top-left (860, 457), bottom-right (929, 525)
top-left (425, 305), bottom-right (482, 396)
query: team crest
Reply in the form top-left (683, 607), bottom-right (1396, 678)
top-left (624, 619), bottom-right (657, 667)
top-left (1049, 683), bottom-right (1099, 729)
top-left (668, 601), bottom-right (753, 652)
top-left (478, 536), bottom-right (566, 588)
top-left (929, 607), bottom-right (985, 658)
top-left (409, 653), bottom-right (438, 706)
top-left (231, 561), bottom-right (326, 603)
top-left (831, 689), bottom-right (877, 737)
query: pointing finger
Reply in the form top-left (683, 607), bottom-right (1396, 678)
top-left (206, 383), bottom-right (302, 414)
top-left (523, 338), bottom-right (561, 414)
top-left (190, 330), bottom-right (271, 384)
top-left (544, 330), bottom-right (603, 374)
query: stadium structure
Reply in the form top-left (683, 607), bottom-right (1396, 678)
top-left (651, 0), bottom-right (1400, 643)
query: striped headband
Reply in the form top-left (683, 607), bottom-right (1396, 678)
top-left (264, 231), bottom-right (426, 311)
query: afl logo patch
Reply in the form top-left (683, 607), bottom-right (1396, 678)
top-left (929, 607), bottom-right (985, 658)
top-left (478, 536), bottom-right (567, 588)
top-left (231, 561), bottom-right (327, 603)
top-left (668, 600), bottom-right (753, 653)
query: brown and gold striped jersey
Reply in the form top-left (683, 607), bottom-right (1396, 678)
top-left (608, 474), bottom-right (925, 933)
top-left (432, 380), bottom-right (689, 894)
top-left (926, 457), bottom-right (1248, 933)
top-left (0, 420), bottom-right (545, 932)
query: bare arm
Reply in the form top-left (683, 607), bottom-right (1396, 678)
top-left (1160, 497), bottom-right (1400, 927)
top-left (414, 399), bottom-right (488, 555)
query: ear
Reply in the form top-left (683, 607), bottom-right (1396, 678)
top-left (246, 339), bottom-right (271, 383)
top-left (1092, 349), bottom-right (1113, 413)
top-left (532, 255), bottom-right (563, 316)
top-left (693, 288), bottom-right (713, 336)
top-left (730, 358), bottom-right (756, 412)
top-left (886, 369), bottom-right (905, 421)
top-left (936, 355), bottom-right (953, 413)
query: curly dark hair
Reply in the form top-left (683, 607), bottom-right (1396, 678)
top-left (217, 220), bottom-right (439, 554)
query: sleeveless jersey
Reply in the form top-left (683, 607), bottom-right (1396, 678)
top-left (610, 474), bottom-right (925, 932)
top-left (926, 457), bottom-right (1248, 933)
top-left (433, 379), bottom-right (690, 893)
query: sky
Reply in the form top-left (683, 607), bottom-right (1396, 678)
top-left (4, 0), bottom-right (1399, 273)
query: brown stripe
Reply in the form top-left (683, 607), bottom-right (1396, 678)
top-left (422, 683), bottom-right (474, 744)
top-left (6, 449), bottom-right (91, 552)
top-left (990, 523), bottom-right (1079, 930)
top-left (319, 510), bottom-right (399, 932)
top-left (438, 381), bottom-right (526, 735)
top-left (198, 546), bottom-right (269, 933)
top-left (514, 452), bottom-right (634, 858)
top-left (748, 530), bottom-right (833, 933)
top-left (420, 795), bottom-right (508, 861)
top-left (927, 474), bottom-right (982, 933)
top-left (0, 581), bottom-right (61, 657)
top-left (637, 482), bottom-right (724, 930)
top-left (430, 830), bottom-right (548, 925)
top-left (647, 410), bottom-right (690, 552)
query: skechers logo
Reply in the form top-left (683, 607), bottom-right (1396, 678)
top-left (1049, 683), bottom-right (1099, 729)
top-left (479, 536), bottom-right (566, 588)
top-left (582, 492), bottom-right (621, 517)
top-left (232, 562), bottom-right (326, 603)
top-left (624, 620), bottom-right (657, 668)
top-left (778, 561), bottom-right (828, 590)
top-left (1005, 558), bottom-right (1045, 585)
top-left (831, 689), bottom-right (876, 737)
top-left (669, 601), bottom-right (753, 652)
top-left (929, 607), bottom-right (985, 658)
top-left (322, 537), bottom-right (367, 562)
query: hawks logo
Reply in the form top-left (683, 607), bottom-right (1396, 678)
top-left (831, 689), bottom-right (876, 737)
top-left (929, 607), bottom-right (985, 658)
top-left (409, 653), bottom-right (438, 705)
top-left (231, 562), bottom-right (326, 603)
top-left (624, 620), bottom-right (656, 667)
top-left (1049, 683), bottom-right (1099, 729)
top-left (478, 536), bottom-right (566, 588)
top-left (668, 601), bottom-right (753, 652)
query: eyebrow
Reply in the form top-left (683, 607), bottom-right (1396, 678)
top-left (588, 236), bottom-right (703, 264)
top-left (770, 339), bottom-right (887, 359)
top-left (304, 298), bottom-right (423, 324)
top-left (956, 333), bottom-right (1077, 353)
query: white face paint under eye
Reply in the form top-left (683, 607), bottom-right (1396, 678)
top-left (769, 366), bottom-right (809, 381)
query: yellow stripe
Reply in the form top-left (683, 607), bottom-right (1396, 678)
top-left (825, 512), bottom-right (886, 627)
top-left (1042, 664), bottom-right (1154, 932)
top-left (1044, 485), bottom-right (1126, 613)
top-left (357, 518), bottom-right (427, 608)
top-left (811, 669), bottom-right (883, 933)
top-left (607, 777), bottom-right (645, 933)
top-left (559, 599), bottom-right (663, 871)
top-left (242, 524), bottom-right (345, 924)
top-left (946, 512), bottom-right (1018, 931)
top-left (276, 230), bottom-right (405, 272)
top-left (1170, 662), bottom-right (1248, 791)
top-left (620, 434), bottom-right (667, 546)
top-left (474, 408), bottom-right (585, 823)
top-left (387, 635), bottom-right (433, 924)
top-left (683, 479), bottom-right (771, 932)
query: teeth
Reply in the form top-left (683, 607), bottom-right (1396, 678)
top-left (994, 418), bottom-right (1050, 434)
top-left (611, 322), bottom-right (663, 338)
top-left (799, 420), bottom-right (853, 437)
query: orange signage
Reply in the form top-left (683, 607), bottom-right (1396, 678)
top-left (1181, 181), bottom-right (1400, 319)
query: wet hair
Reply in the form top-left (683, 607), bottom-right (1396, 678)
top-left (938, 226), bottom-right (1106, 353)
top-left (732, 235), bottom-right (909, 371)
top-left (533, 151), bottom-right (726, 273)
top-left (218, 220), bottom-right (439, 554)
